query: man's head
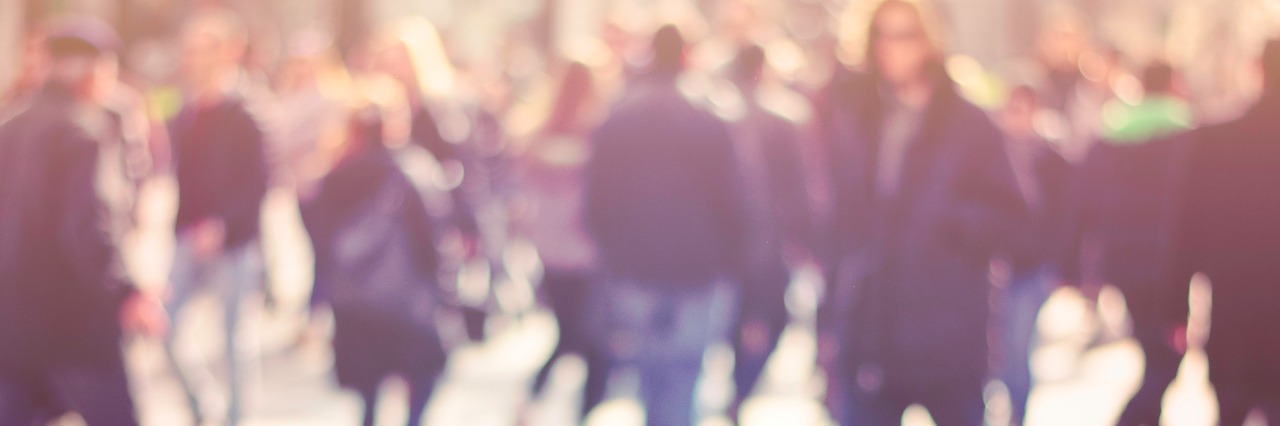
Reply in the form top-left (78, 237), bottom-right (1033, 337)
top-left (180, 8), bottom-right (248, 91)
top-left (651, 24), bottom-right (686, 77)
top-left (44, 17), bottom-right (120, 103)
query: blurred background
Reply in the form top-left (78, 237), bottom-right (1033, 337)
top-left (3, 0), bottom-right (1280, 425)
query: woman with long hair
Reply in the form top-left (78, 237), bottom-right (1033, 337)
top-left (514, 61), bottom-right (610, 421)
top-left (819, 1), bottom-right (1027, 424)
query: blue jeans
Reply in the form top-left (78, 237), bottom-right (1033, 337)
top-left (164, 234), bottom-right (262, 424)
top-left (603, 277), bottom-right (735, 426)
top-left (1001, 267), bottom-right (1054, 425)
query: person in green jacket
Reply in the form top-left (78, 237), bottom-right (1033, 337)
top-left (1101, 61), bottom-right (1193, 144)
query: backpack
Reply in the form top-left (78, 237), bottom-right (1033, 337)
top-left (328, 171), bottom-right (436, 327)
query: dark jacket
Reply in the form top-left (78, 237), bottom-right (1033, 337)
top-left (302, 143), bottom-right (446, 389)
top-left (1007, 138), bottom-right (1076, 279)
top-left (1180, 95), bottom-right (1280, 372)
top-left (0, 84), bottom-right (135, 366)
top-left (820, 70), bottom-right (1028, 389)
top-left (169, 97), bottom-right (269, 248)
top-left (302, 144), bottom-right (440, 308)
top-left (731, 104), bottom-right (813, 322)
top-left (1074, 134), bottom-right (1193, 326)
top-left (584, 77), bottom-right (749, 287)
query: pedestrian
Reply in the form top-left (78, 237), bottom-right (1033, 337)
top-left (1075, 62), bottom-right (1195, 426)
top-left (163, 9), bottom-right (270, 424)
top-left (0, 18), bottom-right (167, 425)
top-left (584, 25), bottom-right (750, 426)
top-left (818, 1), bottom-right (1028, 423)
top-left (303, 74), bottom-right (449, 426)
top-left (1179, 38), bottom-right (1280, 426)
top-left (517, 61), bottom-right (610, 421)
top-left (998, 85), bottom-right (1076, 426)
top-left (724, 43), bottom-right (814, 423)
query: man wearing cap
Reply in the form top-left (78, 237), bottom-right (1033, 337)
top-left (0, 18), bottom-right (167, 425)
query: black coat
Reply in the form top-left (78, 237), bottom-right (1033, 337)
top-left (732, 105), bottom-right (814, 324)
top-left (0, 85), bottom-right (135, 367)
top-left (821, 71), bottom-right (1027, 389)
top-left (1180, 95), bottom-right (1280, 374)
top-left (1073, 135), bottom-right (1194, 326)
top-left (169, 97), bottom-right (269, 248)
top-left (1007, 139), bottom-right (1077, 279)
top-left (302, 144), bottom-right (445, 390)
top-left (584, 78), bottom-right (750, 287)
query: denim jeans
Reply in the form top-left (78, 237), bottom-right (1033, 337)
top-left (164, 234), bottom-right (262, 424)
top-left (603, 277), bottom-right (736, 426)
top-left (1001, 266), bottom-right (1054, 425)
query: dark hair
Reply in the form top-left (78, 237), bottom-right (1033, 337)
top-left (863, 0), bottom-right (948, 82)
top-left (543, 61), bottom-right (596, 135)
top-left (1141, 61), bottom-right (1175, 95)
top-left (651, 24), bottom-right (685, 75)
top-left (45, 17), bottom-right (119, 58)
top-left (732, 44), bottom-right (766, 85)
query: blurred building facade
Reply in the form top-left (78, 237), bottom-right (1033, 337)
top-left (2, 0), bottom-right (1279, 117)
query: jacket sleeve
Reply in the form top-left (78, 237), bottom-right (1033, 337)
top-left (57, 127), bottom-right (136, 307)
top-left (955, 118), bottom-right (1031, 259)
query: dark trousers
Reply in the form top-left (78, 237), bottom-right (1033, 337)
top-left (1210, 346), bottom-right (1280, 426)
top-left (732, 259), bottom-right (790, 406)
top-left (0, 355), bottom-right (138, 426)
top-left (356, 378), bottom-right (435, 426)
top-left (1117, 284), bottom-right (1184, 426)
top-left (731, 320), bottom-right (785, 403)
top-left (1215, 381), bottom-right (1280, 426)
top-left (530, 268), bottom-right (609, 418)
top-left (844, 381), bottom-right (985, 426)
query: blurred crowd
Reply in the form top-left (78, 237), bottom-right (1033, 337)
top-left (2, 0), bottom-right (1280, 425)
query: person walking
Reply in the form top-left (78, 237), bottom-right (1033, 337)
top-left (303, 75), bottom-right (450, 426)
top-left (818, 1), bottom-right (1027, 423)
top-left (584, 25), bottom-right (750, 426)
top-left (0, 18), bottom-right (167, 425)
top-left (517, 61), bottom-right (611, 421)
top-left (724, 43), bottom-right (814, 422)
top-left (163, 9), bottom-right (270, 424)
top-left (1179, 39), bottom-right (1280, 426)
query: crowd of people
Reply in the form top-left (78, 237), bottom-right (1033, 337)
top-left (2, 0), bottom-right (1280, 425)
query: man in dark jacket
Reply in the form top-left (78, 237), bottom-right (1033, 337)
top-left (818, 1), bottom-right (1027, 424)
top-left (584, 25), bottom-right (749, 426)
top-left (1074, 63), bottom-right (1195, 426)
top-left (1179, 39), bottom-right (1280, 426)
top-left (724, 43), bottom-right (814, 422)
top-left (999, 85), bottom-right (1076, 426)
top-left (162, 9), bottom-right (270, 425)
top-left (0, 19), bottom-right (166, 425)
